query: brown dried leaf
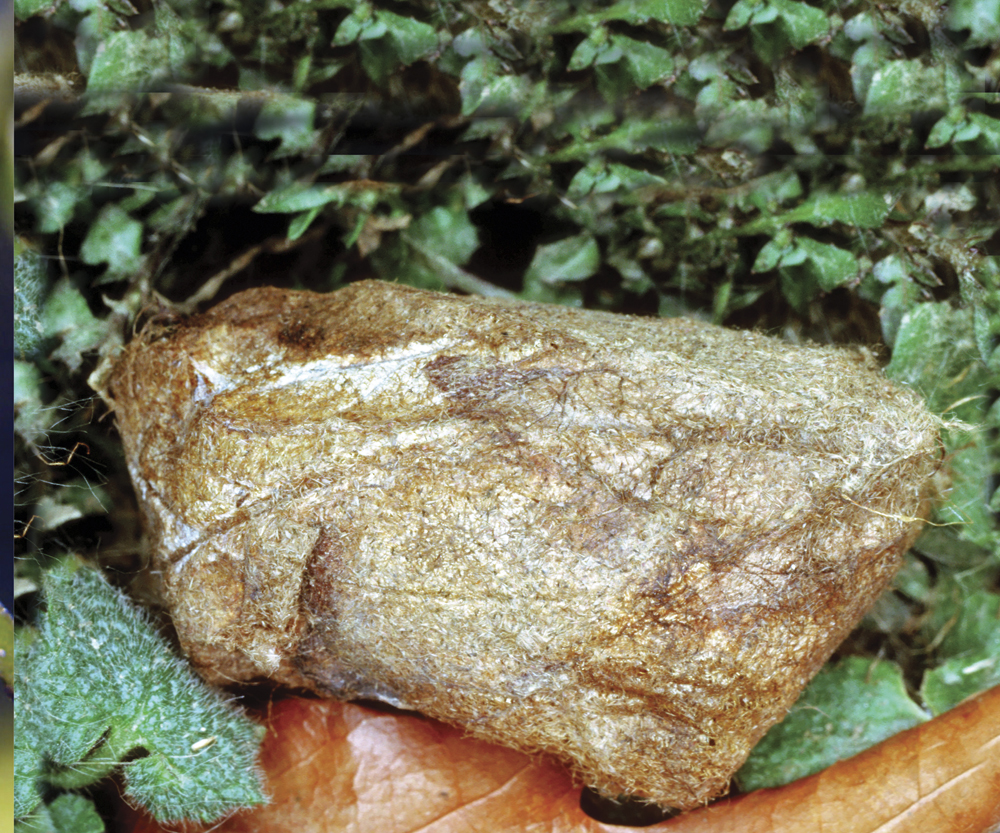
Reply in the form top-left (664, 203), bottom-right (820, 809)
top-left (123, 696), bottom-right (608, 833)
top-left (125, 685), bottom-right (1000, 833)
top-left (660, 683), bottom-right (1000, 833)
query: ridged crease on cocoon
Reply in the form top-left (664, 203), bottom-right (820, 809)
top-left (108, 280), bottom-right (942, 810)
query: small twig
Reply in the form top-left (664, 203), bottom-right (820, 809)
top-left (175, 227), bottom-right (328, 313)
top-left (402, 232), bottom-right (518, 300)
top-left (375, 114), bottom-right (468, 169)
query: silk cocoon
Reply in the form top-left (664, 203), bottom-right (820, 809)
top-left (109, 281), bottom-right (940, 809)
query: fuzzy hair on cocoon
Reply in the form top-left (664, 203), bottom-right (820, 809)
top-left (109, 280), bottom-right (941, 810)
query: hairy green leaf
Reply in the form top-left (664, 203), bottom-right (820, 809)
top-left (15, 564), bottom-right (266, 824)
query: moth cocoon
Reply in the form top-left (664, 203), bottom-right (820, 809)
top-left (109, 281), bottom-right (940, 810)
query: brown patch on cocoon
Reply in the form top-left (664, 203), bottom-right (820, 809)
top-left (108, 281), bottom-right (941, 811)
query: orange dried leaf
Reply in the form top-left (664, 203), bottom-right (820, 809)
top-left (126, 685), bottom-right (1000, 833)
top-left (659, 683), bottom-right (1000, 833)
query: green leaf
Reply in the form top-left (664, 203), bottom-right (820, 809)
top-left (39, 279), bottom-right (108, 372)
top-left (287, 207), bottom-right (322, 240)
top-left (742, 170), bottom-right (804, 213)
top-left (769, 0), bottom-right (828, 48)
top-left (724, 0), bottom-right (768, 30)
top-left (770, 236), bottom-right (857, 310)
top-left (33, 180), bottom-right (84, 234)
top-left (71, 0), bottom-right (137, 12)
top-left (14, 630), bottom-right (46, 817)
top-left (15, 564), bottom-right (265, 824)
top-left (348, 10), bottom-right (437, 84)
top-left (48, 793), bottom-right (105, 833)
top-left (358, 38), bottom-right (399, 86)
top-left (549, 116), bottom-right (698, 162)
top-left (332, 2), bottom-right (383, 44)
top-left (14, 361), bottom-right (56, 447)
top-left (34, 479), bottom-right (109, 533)
top-left (863, 60), bottom-right (948, 115)
top-left (153, 0), bottom-right (222, 77)
top-left (928, 584), bottom-right (1000, 668)
top-left (371, 205), bottom-right (480, 292)
top-left (872, 253), bottom-right (911, 286)
top-left (567, 28), bottom-right (607, 70)
top-left (876, 261), bottom-right (925, 348)
top-left (737, 657), bottom-right (928, 792)
top-left (921, 581), bottom-right (1000, 715)
top-left (922, 652), bottom-right (1000, 716)
top-left (703, 98), bottom-right (775, 151)
top-left (593, 62), bottom-right (633, 102)
top-left (459, 174), bottom-right (492, 210)
top-left (782, 191), bottom-right (892, 229)
top-left (938, 430), bottom-right (997, 554)
top-left (84, 29), bottom-right (170, 94)
top-left (79, 203), bottom-right (143, 280)
top-left (946, 0), bottom-right (1000, 45)
top-left (554, 0), bottom-right (706, 31)
top-left (74, 7), bottom-right (118, 76)
top-left (801, 239), bottom-right (857, 290)
top-left (15, 0), bottom-right (57, 19)
top-left (887, 304), bottom-right (995, 553)
top-left (610, 34), bottom-right (673, 90)
top-left (525, 235), bottom-right (601, 288)
top-left (411, 205), bottom-right (479, 266)
top-left (260, 181), bottom-right (388, 217)
top-left (610, 0), bottom-right (706, 25)
top-left (460, 55), bottom-right (541, 117)
top-left (377, 10), bottom-right (437, 66)
top-left (254, 183), bottom-right (348, 213)
top-left (725, 0), bottom-right (827, 58)
top-left (567, 160), bottom-right (607, 198)
top-left (254, 96), bottom-right (318, 157)
top-left (318, 155), bottom-right (368, 175)
top-left (927, 107), bottom-right (969, 149)
top-left (752, 230), bottom-right (795, 273)
top-left (966, 113), bottom-right (1000, 154)
top-left (568, 160), bottom-right (668, 199)
top-left (779, 270), bottom-right (819, 312)
top-left (893, 553), bottom-right (932, 603)
top-left (886, 303), bottom-right (988, 421)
